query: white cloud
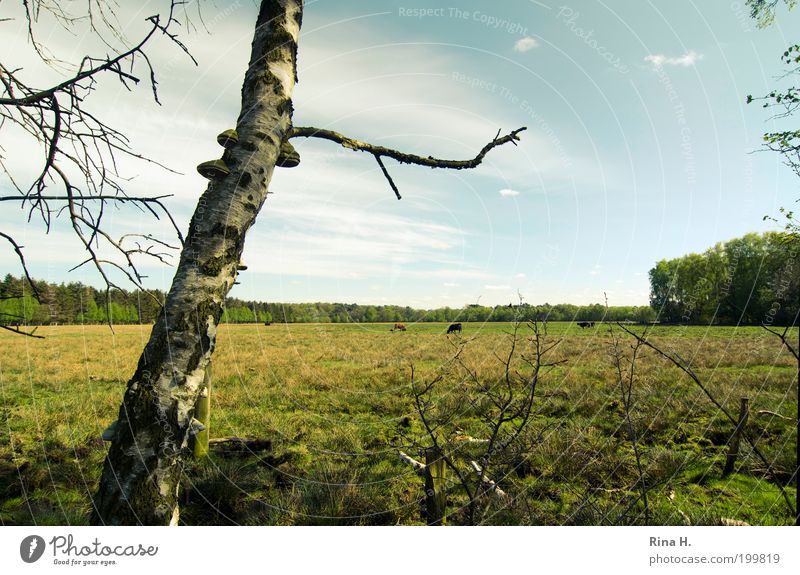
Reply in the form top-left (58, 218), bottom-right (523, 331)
top-left (241, 180), bottom-right (498, 283)
top-left (515, 273), bottom-right (526, 278)
top-left (485, 284), bottom-right (511, 290)
top-left (513, 37), bottom-right (539, 53)
top-left (499, 188), bottom-right (520, 197)
top-left (443, 282), bottom-right (460, 287)
top-left (644, 50), bottom-right (703, 68)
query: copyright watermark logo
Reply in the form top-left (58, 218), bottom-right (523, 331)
top-left (20, 535), bottom-right (46, 563)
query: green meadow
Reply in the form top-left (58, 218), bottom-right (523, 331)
top-left (0, 322), bottom-right (796, 525)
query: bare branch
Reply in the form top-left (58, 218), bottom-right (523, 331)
top-left (0, 1), bottom-right (193, 302)
top-left (290, 125), bottom-right (527, 197)
top-left (0, 231), bottom-right (41, 301)
top-left (756, 409), bottom-right (794, 421)
top-left (761, 323), bottom-right (799, 359)
top-left (0, 5), bottom-right (195, 107)
top-left (607, 314), bottom-right (650, 524)
top-left (373, 154), bottom-right (401, 200)
top-left (290, 126), bottom-right (526, 169)
top-left (398, 451), bottom-right (426, 475)
top-left (470, 460), bottom-right (508, 499)
top-left (617, 322), bottom-right (797, 517)
top-left (0, 324), bottom-right (45, 339)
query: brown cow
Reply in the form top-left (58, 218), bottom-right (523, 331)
top-left (392, 323), bottom-right (407, 332)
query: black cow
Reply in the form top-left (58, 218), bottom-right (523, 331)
top-left (447, 322), bottom-right (462, 334)
top-left (577, 321), bottom-right (595, 329)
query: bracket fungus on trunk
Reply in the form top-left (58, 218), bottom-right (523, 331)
top-left (196, 159), bottom-right (231, 180)
top-left (216, 129), bottom-right (239, 149)
top-left (276, 140), bottom-right (300, 168)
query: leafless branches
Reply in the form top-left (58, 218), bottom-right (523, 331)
top-left (759, 320), bottom-right (799, 525)
top-left (617, 322), bottom-right (797, 517)
top-left (761, 323), bottom-right (799, 360)
top-left (607, 320), bottom-right (650, 524)
top-left (1, 0), bottom-right (194, 306)
top-left (403, 314), bottom-right (564, 524)
top-left (289, 126), bottom-right (527, 199)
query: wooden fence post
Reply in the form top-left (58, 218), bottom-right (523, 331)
top-left (424, 447), bottom-right (447, 525)
top-left (723, 398), bottom-right (749, 478)
top-left (192, 363), bottom-right (212, 460)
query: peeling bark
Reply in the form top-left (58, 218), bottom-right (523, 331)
top-left (90, 0), bottom-right (304, 525)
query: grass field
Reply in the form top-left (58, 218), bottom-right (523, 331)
top-left (0, 322), bottom-right (796, 525)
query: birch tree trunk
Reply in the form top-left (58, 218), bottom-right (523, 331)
top-left (90, 0), bottom-right (304, 525)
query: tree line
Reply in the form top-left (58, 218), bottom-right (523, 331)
top-left (649, 231), bottom-right (799, 325)
top-left (0, 273), bottom-right (655, 325)
top-left (2, 230), bottom-right (795, 327)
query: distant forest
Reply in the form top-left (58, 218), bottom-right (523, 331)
top-left (1, 232), bottom-right (796, 327)
top-left (0, 273), bottom-right (652, 325)
top-left (650, 231), bottom-right (799, 325)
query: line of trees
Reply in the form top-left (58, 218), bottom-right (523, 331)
top-left (649, 231), bottom-right (799, 325)
top-left (3, 230), bottom-right (796, 327)
top-left (0, 274), bottom-right (161, 325)
top-left (0, 273), bottom-right (657, 325)
top-left (223, 300), bottom-right (657, 324)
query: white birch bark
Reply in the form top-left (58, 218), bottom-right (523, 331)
top-left (91, 0), bottom-right (304, 525)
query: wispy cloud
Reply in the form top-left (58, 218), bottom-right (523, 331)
top-left (499, 188), bottom-right (520, 197)
top-left (242, 184), bottom-right (496, 283)
top-left (513, 36), bottom-right (539, 53)
top-left (644, 50), bottom-right (703, 68)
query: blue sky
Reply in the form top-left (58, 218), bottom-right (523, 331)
top-left (2, 0), bottom-right (800, 307)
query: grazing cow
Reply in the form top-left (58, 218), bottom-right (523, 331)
top-left (577, 321), bottom-right (595, 329)
top-left (264, 321), bottom-right (272, 326)
top-left (447, 322), bottom-right (462, 334)
top-left (392, 323), bottom-right (407, 332)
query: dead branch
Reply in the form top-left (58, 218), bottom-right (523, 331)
top-left (756, 409), bottom-right (793, 421)
top-left (608, 315), bottom-right (650, 525)
top-left (0, 324), bottom-right (44, 338)
top-left (470, 460), bottom-right (508, 498)
top-left (398, 451), bottom-right (427, 475)
top-left (0, 231), bottom-right (41, 301)
top-left (0, 0), bottom-right (193, 304)
top-left (761, 323), bottom-right (799, 360)
top-left (0, 4), bottom-right (194, 107)
top-left (454, 434), bottom-right (489, 444)
top-left (617, 323), bottom-right (797, 518)
top-left (407, 309), bottom-right (559, 524)
top-left (290, 126), bottom-right (527, 198)
top-left (207, 437), bottom-right (272, 453)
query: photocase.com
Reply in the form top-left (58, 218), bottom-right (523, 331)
top-left (19, 534), bottom-right (159, 565)
top-left (50, 534), bottom-right (159, 557)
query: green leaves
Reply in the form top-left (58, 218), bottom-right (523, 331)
top-left (747, 0), bottom-right (798, 28)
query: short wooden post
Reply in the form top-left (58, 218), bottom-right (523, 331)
top-left (424, 447), bottom-right (447, 525)
top-left (193, 363), bottom-right (212, 460)
top-left (723, 398), bottom-right (749, 478)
